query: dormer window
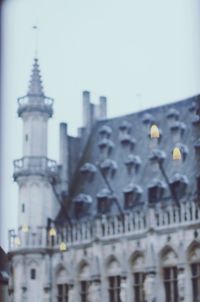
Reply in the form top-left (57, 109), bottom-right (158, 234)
top-left (97, 189), bottom-right (112, 214)
top-left (148, 180), bottom-right (166, 204)
top-left (80, 163), bottom-right (97, 181)
top-left (73, 194), bottom-right (92, 218)
top-left (170, 174), bottom-right (188, 199)
top-left (166, 108), bottom-right (179, 121)
top-left (119, 121), bottom-right (132, 133)
top-left (174, 143), bottom-right (188, 161)
top-left (123, 184), bottom-right (142, 209)
top-left (99, 159), bottom-right (117, 178)
top-left (170, 121), bottom-right (186, 142)
top-left (142, 113), bottom-right (155, 125)
top-left (149, 149), bottom-right (166, 163)
top-left (98, 125), bottom-right (112, 139)
top-left (120, 134), bottom-right (136, 150)
top-left (98, 138), bottom-right (114, 156)
top-left (124, 154), bottom-right (141, 175)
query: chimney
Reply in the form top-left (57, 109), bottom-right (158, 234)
top-left (99, 96), bottom-right (107, 120)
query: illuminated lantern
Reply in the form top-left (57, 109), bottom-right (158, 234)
top-left (150, 124), bottom-right (160, 139)
top-left (49, 227), bottom-right (56, 237)
top-left (173, 147), bottom-right (182, 160)
top-left (59, 242), bottom-right (67, 252)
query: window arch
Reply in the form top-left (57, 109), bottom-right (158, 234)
top-left (56, 267), bottom-right (69, 302)
top-left (106, 256), bottom-right (122, 302)
top-left (130, 252), bottom-right (145, 302)
top-left (161, 246), bottom-right (178, 302)
top-left (188, 242), bottom-right (200, 302)
top-left (78, 260), bottom-right (90, 302)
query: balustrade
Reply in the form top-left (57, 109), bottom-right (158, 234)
top-left (9, 201), bottom-right (200, 252)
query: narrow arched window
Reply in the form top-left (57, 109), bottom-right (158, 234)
top-left (30, 268), bottom-right (36, 280)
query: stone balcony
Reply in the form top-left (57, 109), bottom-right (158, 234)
top-left (8, 200), bottom-right (200, 252)
top-left (17, 95), bottom-right (54, 117)
top-left (13, 156), bottom-right (58, 180)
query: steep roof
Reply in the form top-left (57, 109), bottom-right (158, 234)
top-left (63, 95), bottom-right (200, 221)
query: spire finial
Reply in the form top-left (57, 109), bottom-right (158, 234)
top-left (27, 57), bottom-right (44, 96)
top-left (32, 25), bottom-right (38, 58)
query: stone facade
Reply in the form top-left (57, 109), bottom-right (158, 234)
top-left (8, 58), bottom-right (200, 302)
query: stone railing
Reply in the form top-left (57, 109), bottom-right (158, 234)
top-left (13, 156), bottom-right (58, 179)
top-left (8, 201), bottom-right (200, 252)
top-left (17, 95), bottom-right (54, 117)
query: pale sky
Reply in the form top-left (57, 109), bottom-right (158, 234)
top-left (1, 0), bottom-right (200, 249)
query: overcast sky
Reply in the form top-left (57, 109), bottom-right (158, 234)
top-left (1, 0), bottom-right (200, 249)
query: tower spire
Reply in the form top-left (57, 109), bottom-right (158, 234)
top-left (27, 57), bottom-right (44, 96)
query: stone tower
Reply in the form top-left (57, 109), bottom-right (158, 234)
top-left (10, 58), bottom-right (59, 301)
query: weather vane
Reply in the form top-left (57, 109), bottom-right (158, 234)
top-left (32, 25), bottom-right (38, 57)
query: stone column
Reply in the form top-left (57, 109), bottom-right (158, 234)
top-left (88, 280), bottom-right (101, 302)
top-left (120, 277), bottom-right (128, 302)
top-left (177, 267), bottom-right (185, 302)
top-left (144, 272), bottom-right (156, 302)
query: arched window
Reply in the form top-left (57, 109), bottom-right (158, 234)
top-left (56, 268), bottom-right (69, 302)
top-left (78, 261), bottom-right (90, 302)
top-left (188, 243), bottom-right (200, 302)
top-left (107, 257), bottom-right (121, 302)
top-left (161, 247), bottom-right (178, 302)
top-left (130, 253), bottom-right (145, 302)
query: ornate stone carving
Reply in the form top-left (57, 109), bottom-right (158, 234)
top-left (178, 269), bottom-right (185, 301)
top-left (68, 286), bottom-right (76, 302)
top-left (120, 278), bottom-right (127, 302)
top-left (144, 273), bottom-right (156, 302)
top-left (88, 281), bottom-right (101, 302)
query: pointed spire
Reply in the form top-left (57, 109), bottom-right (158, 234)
top-left (27, 58), bottom-right (44, 97)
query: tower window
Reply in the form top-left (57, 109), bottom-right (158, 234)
top-left (25, 134), bottom-right (28, 142)
top-left (30, 269), bottom-right (36, 280)
top-left (22, 204), bottom-right (25, 213)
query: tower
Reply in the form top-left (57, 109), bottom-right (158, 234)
top-left (10, 59), bottom-right (59, 302)
top-left (13, 58), bottom-right (59, 230)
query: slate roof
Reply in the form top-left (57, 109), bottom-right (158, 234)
top-left (62, 95), bottom-right (200, 221)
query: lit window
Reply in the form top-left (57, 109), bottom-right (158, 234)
top-left (108, 276), bottom-right (121, 302)
top-left (30, 269), bottom-right (36, 280)
top-left (163, 267), bottom-right (178, 302)
top-left (57, 284), bottom-right (69, 302)
top-left (191, 263), bottom-right (200, 302)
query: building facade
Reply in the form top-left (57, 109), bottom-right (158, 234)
top-left (8, 58), bottom-right (200, 302)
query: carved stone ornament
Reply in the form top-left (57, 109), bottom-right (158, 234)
top-left (178, 269), bottom-right (185, 301)
top-left (119, 278), bottom-right (127, 302)
top-left (144, 273), bottom-right (156, 302)
top-left (88, 281), bottom-right (101, 302)
top-left (68, 286), bottom-right (76, 302)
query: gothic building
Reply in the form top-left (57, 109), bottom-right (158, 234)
top-left (8, 58), bottom-right (200, 302)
